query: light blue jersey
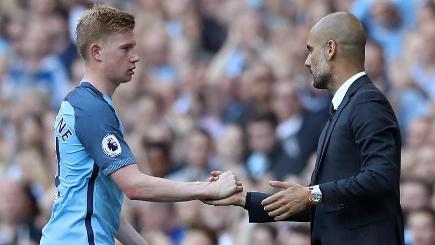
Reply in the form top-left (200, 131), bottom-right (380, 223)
top-left (41, 82), bottom-right (136, 245)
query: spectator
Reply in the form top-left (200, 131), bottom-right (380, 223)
top-left (365, 40), bottom-right (390, 93)
top-left (279, 224), bottom-right (311, 245)
top-left (0, 1), bottom-right (434, 244)
top-left (0, 179), bottom-right (41, 245)
top-left (180, 226), bottom-right (217, 245)
top-left (215, 124), bottom-right (247, 175)
top-left (134, 202), bottom-right (182, 244)
top-left (271, 81), bottom-right (327, 174)
top-left (169, 128), bottom-right (215, 182)
top-left (141, 124), bottom-right (174, 178)
top-left (249, 224), bottom-right (277, 245)
top-left (5, 18), bottom-right (68, 107)
top-left (245, 111), bottom-right (293, 181)
top-left (400, 178), bottom-right (431, 215)
top-left (351, 0), bottom-right (418, 61)
top-left (406, 208), bottom-right (435, 245)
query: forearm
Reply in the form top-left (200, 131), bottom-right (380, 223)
top-left (320, 133), bottom-right (401, 205)
top-left (331, 97), bottom-right (401, 205)
top-left (320, 165), bottom-right (399, 206)
top-left (116, 216), bottom-right (148, 245)
top-left (206, 40), bottom-right (237, 83)
top-left (112, 165), bottom-right (214, 202)
top-left (127, 174), bottom-right (211, 202)
top-left (246, 192), bottom-right (310, 223)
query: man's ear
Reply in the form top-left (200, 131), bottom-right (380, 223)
top-left (90, 43), bottom-right (102, 62)
top-left (326, 40), bottom-right (336, 60)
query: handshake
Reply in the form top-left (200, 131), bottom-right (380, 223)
top-left (201, 171), bottom-right (311, 221)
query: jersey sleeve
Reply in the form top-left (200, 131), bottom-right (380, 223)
top-left (74, 103), bottom-right (136, 176)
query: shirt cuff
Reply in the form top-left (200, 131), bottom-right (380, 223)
top-left (103, 157), bottom-right (137, 176)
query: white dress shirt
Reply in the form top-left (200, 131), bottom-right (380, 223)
top-left (331, 71), bottom-right (366, 110)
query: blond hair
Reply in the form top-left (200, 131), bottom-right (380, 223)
top-left (76, 5), bottom-right (135, 60)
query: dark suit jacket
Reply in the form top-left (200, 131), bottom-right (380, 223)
top-left (244, 76), bottom-right (404, 245)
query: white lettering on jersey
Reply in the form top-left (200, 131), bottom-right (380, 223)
top-left (57, 116), bottom-right (73, 142)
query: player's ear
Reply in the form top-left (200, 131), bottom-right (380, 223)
top-left (90, 43), bottom-right (102, 62)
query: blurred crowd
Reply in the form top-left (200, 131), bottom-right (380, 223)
top-left (0, 0), bottom-right (435, 244)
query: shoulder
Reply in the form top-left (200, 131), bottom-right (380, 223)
top-left (65, 85), bottom-right (117, 125)
top-left (349, 79), bottom-right (398, 125)
top-left (351, 80), bottom-right (389, 105)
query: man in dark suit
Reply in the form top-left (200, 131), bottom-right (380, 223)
top-left (204, 12), bottom-right (404, 245)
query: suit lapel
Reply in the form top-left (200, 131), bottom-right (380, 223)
top-left (318, 97), bottom-right (348, 163)
top-left (310, 76), bottom-right (370, 185)
top-left (310, 121), bottom-right (329, 184)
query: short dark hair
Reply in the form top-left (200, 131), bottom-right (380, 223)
top-left (247, 110), bottom-right (278, 129)
top-left (188, 225), bottom-right (218, 245)
top-left (253, 224), bottom-right (278, 240)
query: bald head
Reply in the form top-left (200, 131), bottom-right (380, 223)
top-left (310, 12), bottom-right (366, 65)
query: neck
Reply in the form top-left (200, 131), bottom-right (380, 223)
top-left (329, 66), bottom-right (364, 96)
top-left (83, 67), bottom-right (119, 98)
top-left (83, 67), bottom-right (118, 97)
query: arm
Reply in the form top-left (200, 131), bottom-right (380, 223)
top-left (203, 172), bottom-right (310, 222)
top-left (204, 191), bottom-right (310, 223)
top-left (246, 192), bottom-right (310, 223)
top-left (206, 23), bottom-right (240, 84)
top-left (320, 93), bottom-right (401, 207)
top-left (111, 164), bottom-right (242, 202)
top-left (262, 92), bottom-right (401, 220)
top-left (116, 215), bottom-right (148, 245)
top-left (73, 103), bottom-right (241, 202)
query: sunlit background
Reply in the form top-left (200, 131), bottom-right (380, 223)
top-left (0, 0), bottom-right (434, 244)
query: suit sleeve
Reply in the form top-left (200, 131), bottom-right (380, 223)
top-left (319, 91), bottom-right (401, 207)
top-left (75, 103), bottom-right (137, 176)
top-left (245, 192), bottom-right (310, 223)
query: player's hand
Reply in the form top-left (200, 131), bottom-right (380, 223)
top-left (203, 170), bottom-right (246, 206)
top-left (202, 190), bottom-right (246, 207)
top-left (207, 170), bottom-right (222, 182)
top-left (261, 181), bottom-right (309, 221)
top-left (206, 171), bottom-right (243, 200)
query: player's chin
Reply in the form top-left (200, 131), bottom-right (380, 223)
top-left (120, 75), bottom-right (134, 83)
top-left (122, 70), bottom-right (135, 81)
top-left (119, 79), bottom-right (132, 84)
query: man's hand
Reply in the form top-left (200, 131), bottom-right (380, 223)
top-left (202, 190), bottom-right (246, 207)
top-left (206, 171), bottom-right (243, 200)
top-left (261, 181), bottom-right (310, 221)
top-left (202, 171), bottom-right (246, 207)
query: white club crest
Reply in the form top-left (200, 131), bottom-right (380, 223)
top-left (102, 134), bottom-right (122, 157)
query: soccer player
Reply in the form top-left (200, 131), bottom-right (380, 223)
top-left (40, 5), bottom-right (242, 245)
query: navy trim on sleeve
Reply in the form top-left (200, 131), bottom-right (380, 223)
top-left (103, 157), bottom-right (137, 176)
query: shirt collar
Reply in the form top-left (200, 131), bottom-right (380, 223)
top-left (331, 71), bottom-right (366, 110)
top-left (80, 81), bottom-right (114, 105)
top-left (80, 81), bottom-right (103, 96)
